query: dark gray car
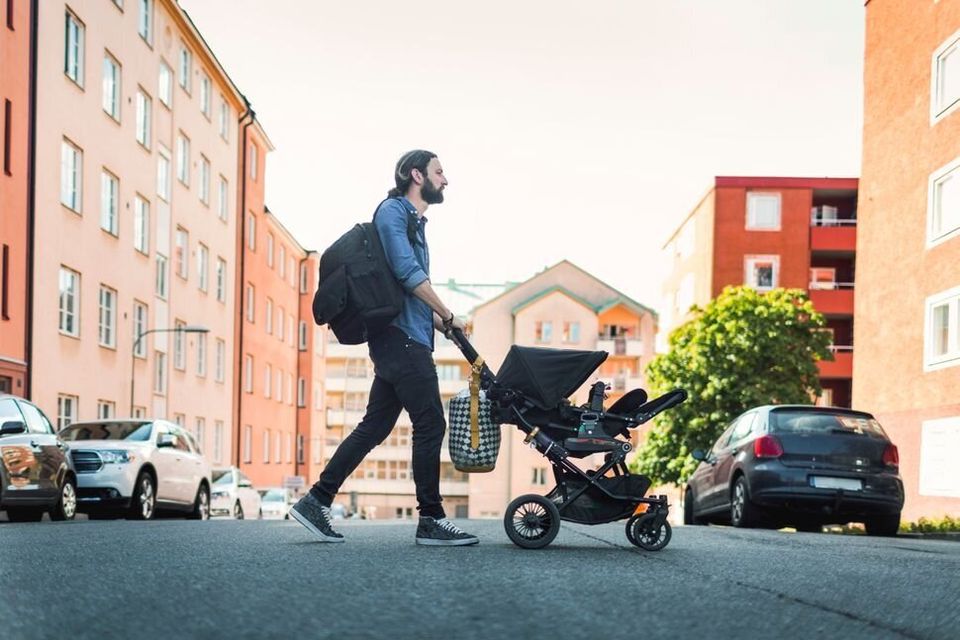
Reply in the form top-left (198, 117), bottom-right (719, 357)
top-left (683, 405), bottom-right (904, 536)
top-left (0, 394), bottom-right (78, 522)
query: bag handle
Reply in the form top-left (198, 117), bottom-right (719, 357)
top-left (469, 355), bottom-right (485, 450)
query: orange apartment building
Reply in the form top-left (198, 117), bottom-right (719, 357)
top-left (854, 0), bottom-right (960, 521)
top-left (0, 0), bottom-right (32, 398)
top-left (298, 250), bottom-right (326, 490)
top-left (661, 176), bottom-right (859, 408)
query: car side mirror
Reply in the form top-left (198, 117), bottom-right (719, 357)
top-left (691, 449), bottom-right (707, 462)
top-left (0, 421), bottom-right (27, 436)
top-left (157, 434), bottom-right (176, 448)
top-left (239, 481), bottom-right (252, 488)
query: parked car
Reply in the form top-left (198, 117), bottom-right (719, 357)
top-left (0, 394), bottom-right (78, 522)
top-left (58, 419), bottom-right (211, 521)
top-left (683, 405), bottom-right (904, 536)
top-left (211, 467), bottom-right (262, 519)
top-left (258, 487), bottom-right (294, 520)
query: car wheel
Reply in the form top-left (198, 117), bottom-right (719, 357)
top-left (128, 472), bottom-right (156, 520)
top-left (6, 507), bottom-right (45, 522)
top-left (189, 484), bottom-right (210, 520)
top-left (864, 513), bottom-right (900, 537)
top-left (730, 476), bottom-right (760, 528)
top-left (50, 476), bottom-right (78, 521)
top-left (683, 488), bottom-right (704, 525)
top-left (233, 501), bottom-right (244, 520)
top-left (258, 509), bottom-right (263, 520)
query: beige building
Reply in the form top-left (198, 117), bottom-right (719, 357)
top-left (467, 261), bottom-right (657, 518)
top-left (34, 0), bottom-right (244, 467)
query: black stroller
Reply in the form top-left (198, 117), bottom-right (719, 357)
top-left (449, 330), bottom-right (687, 551)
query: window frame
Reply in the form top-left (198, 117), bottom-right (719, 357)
top-left (931, 28), bottom-right (960, 125)
top-left (745, 192), bottom-right (782, 231)
top-left (924, 285), bottom-right (960, 372)
top-left (744, 254), bottom-right (780, 292)
top-left (926, 154), bottom-right (960, 248)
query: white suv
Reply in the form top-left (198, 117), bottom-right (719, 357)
top-left (58, 419), bottom-right (211, 520)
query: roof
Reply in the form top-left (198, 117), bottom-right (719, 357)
top-left (432, 279), bottom-right (516, 318)
top-left (510, 286), bottom-right (597, 315)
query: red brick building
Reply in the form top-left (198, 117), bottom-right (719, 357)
top-left (662, 176), bottom-right (858, 407)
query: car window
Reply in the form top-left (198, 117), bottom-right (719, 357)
top-left (212, 469), bottom-right (234, 485)
top-left (62, 422), bottom-right (153, 441)
top-left (728, 412), bottom-right (756, 445)
top-left (19, 401), bottom-right (55, 434)
top-left (711, 424), bottom-right (736, 455)
top-left (769, 410), bottom-right (887, 438)
top-left (172, 428), bottom-right (192, 453)
top-left (239, 473), bottom-right (253, 487)
top-left (0, 398), bottom-right (25, 431)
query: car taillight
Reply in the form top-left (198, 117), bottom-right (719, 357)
top-left (754, 435), bottom-right (783, 459)
top-left (883, 443), bottom-right (899, 467)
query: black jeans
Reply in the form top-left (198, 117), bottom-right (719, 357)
top-left (310, 327), bottom-right (446, 519)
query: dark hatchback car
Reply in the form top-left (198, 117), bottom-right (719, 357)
top-left (0, 394), bottom-right (78, 522)
top-left (683, 405), bottom-right (904, 536)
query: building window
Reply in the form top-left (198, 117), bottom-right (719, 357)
top-left (532, 468), bottom-right (547, 485)
top-left (264, 363), bottom-right (272, 399)
top-left (133, 301), bottom-right (148, 358)
top-left (153, 351), bottom-right (166, 394)
top-left (746, 192), bottom-right (781, 230)
top-left (157, 147), bottom-right (171, 201)
top-left (135, 88), bottom-right (151, 149)
top-left (245, 284), bottom-right (254, 322)
top-left (173, 320), bottom-right (186, 370)
top-left (267, 233), bottom-right (274, 267)
top-left (276, 370), bottom-right (282, 404)
top-left (744, 255), bottom-right (779, 291)
top-left (155, 254), bottom-right (168, 299)
top-left (249, 143), bottom-right (258, 180)
top-left (199, 72), bottom-right (211, 118)
top-left (100, 170), bottom-right (119, 235)
top-left (178, 44), bottom-right (192, 93)
top-left (98, 285), bottom-right (117, 348)
top-left (297, 435), bottom-right (305, 465)
top-left (194, 417), bottom-right (205, 453)
top-left (265, 297), bottom-right (273, 334)
top-left (196, 333), bottom-right (206, 378)
top-left (243, 425), bottom-right (252, 463)
top-left (275, 431), bottom-right (281, 463)
top-left (279, 246), bottom-right (286, 279)
top-left (132, 406), bottom-right (146, 419)
top-left (3, 99), bottom-right (10, 176)
top-left (57, 394), bottom-right (78, 430)
top-left (97, 400), bottom-right (115, 420)
top-left (535, 321), bottom-right (552, 343)
top-left (263, 429), bottom-right (270, 463)
top-left (244, 354), bottom-right (253, 393)
top-left (215, 338), bottom-right (225, 383)
top-left (134, 195), bottom-right (149, 254)
top-left (158, 60), bottom-right (172, 107)
top-left (925, 286), bottom-right (960, 371)
top-left (64, 11), bottom-right (84, 87)
top-left (562, 321), bottom-right (580, 343)
top-left (214, 420), bottom-right (224, 462)
top-left (102, 53), bottom-right (120, 120)
top-left (60, 139), bottom-right (82, 212)
top-left (298, 321), bottom-right (307, 351)
top-left (932, 30), bottom-right (960, 123)
top-left (199, 155), bottom-right (210, 205)
top-left (300, 263), bottom-right (308, 293)
top-left (138, 0), bottom-right (152, 43)
top-left (176, 132), bottom-right (190, 185)
top-left (277, 307), bottom-right (284, 341)
top-left (197, 243), bottom-right (209, 292)
top-left (58, 267), bottom-right (80, 336)
top-left (928, 157), bottom-right (960, 247)
top-left (247, 213), bottom-right (256, 250)
top-left (219, 98), bottom-right (229, 140)
top-left (216, 258), bottom-right (227, 303)
top-left (297, 377), bottom-right (306, 408)
top-left (175, 228), bottom-right (188, 279)
top-left (218, 176), bottom-right (228, 221)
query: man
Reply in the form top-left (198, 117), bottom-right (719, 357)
top-left (291, 150), bottom-right (478, 546)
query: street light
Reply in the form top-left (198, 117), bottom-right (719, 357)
top-left (130, 325), bottom-right (210, 416)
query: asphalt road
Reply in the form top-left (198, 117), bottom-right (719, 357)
top-left (1, 517), bottom-right (958, 640)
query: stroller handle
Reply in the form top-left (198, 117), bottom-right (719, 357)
top-left (448, 328), bottom-right (496, 383)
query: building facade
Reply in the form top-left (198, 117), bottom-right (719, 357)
top-left (0, 0), bottom-right (33, 398)
top-left (855, 0), bottom-right (960, 520)
top-left (31, 0), bottom-right (244, 468)
top-left (661, 176), bottom-right (859, 407)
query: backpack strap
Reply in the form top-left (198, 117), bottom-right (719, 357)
top-left (372, 197), bottom-right (419, 248)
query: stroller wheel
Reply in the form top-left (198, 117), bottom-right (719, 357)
top-left (625, 515), bottom-right (641, 546)
top-left (504, 494), bottom-right (561, 549)
top-left (629, 514), bottom-right (672, 551)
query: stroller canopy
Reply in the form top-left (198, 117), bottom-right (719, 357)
top-left (496, 345), bottom-right (608, 409)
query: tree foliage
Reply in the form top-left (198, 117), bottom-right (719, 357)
top-left (631, 286), bottom-right (832, 486)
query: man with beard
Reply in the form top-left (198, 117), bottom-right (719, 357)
top-left (291, 150), bottom-right (479, 546)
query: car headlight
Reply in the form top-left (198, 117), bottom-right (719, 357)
top-left (98, 450), bottom-right (134, 464)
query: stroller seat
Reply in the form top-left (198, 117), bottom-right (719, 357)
top-left (563, 436), bottom-right (624, 454)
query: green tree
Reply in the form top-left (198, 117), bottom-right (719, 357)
top-left (631, 286), bottom-right (832, 486)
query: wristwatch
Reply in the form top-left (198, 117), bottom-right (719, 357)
top-left (442, 312), bottom-right (455, 329)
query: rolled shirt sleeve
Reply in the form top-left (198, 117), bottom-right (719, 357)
top-left (374, 200), bottom-right (429, 292)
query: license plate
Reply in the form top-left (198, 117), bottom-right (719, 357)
top-left (810, 476), bottom-right (863, 491)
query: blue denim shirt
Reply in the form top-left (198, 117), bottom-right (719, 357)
top-left (374, 197), bottom-right (435, 350)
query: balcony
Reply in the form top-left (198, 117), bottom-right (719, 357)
top-left (818, 346), bottom-right (853, 379)
top-left (810, 212), bottom-right (856, 253)
top-left (610, 375), bottom-right (646, 393)
top-left (325, 408), bottom-right (365, 426)
top-left (808, 283), bottom-right (854, 316)
top-left (596, 338), bottom-right (644, 357)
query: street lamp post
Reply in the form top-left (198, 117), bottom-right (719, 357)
top-left (130, 325), bottom-right (210, 416)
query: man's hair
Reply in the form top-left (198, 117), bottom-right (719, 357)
top-left (388, 150), bottom-right (437, 198)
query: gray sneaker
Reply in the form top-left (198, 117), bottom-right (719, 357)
top-left (290, 493), bottom-right (344, 543)
top-left (416, 517), bottom-right (479, 546)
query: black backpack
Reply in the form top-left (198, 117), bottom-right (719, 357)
top-left (312, 199), bottom-right (418, 344)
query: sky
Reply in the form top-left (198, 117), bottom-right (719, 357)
top-left (178, 0), bottom-right (866, 311)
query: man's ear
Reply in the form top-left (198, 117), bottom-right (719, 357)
top-left (410, 168), bottom-right (424, 185)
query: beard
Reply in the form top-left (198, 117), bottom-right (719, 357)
top-left (421, 179), bottom-right (444, 204)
